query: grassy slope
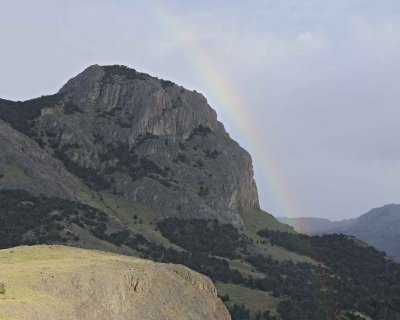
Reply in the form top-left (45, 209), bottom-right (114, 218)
top-left (242, 209), bottom-right (294, 236)
top-left (242, 209), bottom-right (318, 264)
top-left (1, 245), bottom-right (226, 320)
top-left (0, 245), bottom-right (145, 319)
top-left (210, 209), bottom-right (320, 316)
top-left (80, 195), bottom-right (319, 314)
top-left (227, 259), bottom-right (265, 279)
top-left (216, 283), bottom-right (280, 317)
top-left (3, 172), bottom-right (319, 317)
top-left (75, 189), bottom-right (179, 249)
top-left (73, 191), bottom-right (319, 316)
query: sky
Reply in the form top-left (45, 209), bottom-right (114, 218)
top-left (1, 0), bottom-right (400, 220)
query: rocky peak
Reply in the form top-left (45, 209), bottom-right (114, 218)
top-left (59, 65), bottom-right (219, 138)
top-left (59, 64), bottom-right (105, 103)
top-left (1, 65), bottom-right (260, 224)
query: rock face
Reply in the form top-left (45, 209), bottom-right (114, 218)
top-left (0, 245), bottom-right (231, 320)
top-left (25, 65), bottom-right (259, 224)
top-left (0, 120), bottom-right (86, 200)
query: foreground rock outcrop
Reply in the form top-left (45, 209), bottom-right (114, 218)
top-left (0, 245), bottom-right (230, 320)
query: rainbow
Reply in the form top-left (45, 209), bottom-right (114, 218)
top-left (142, 3), bottom-right (337, 316)
top-left (145, 0), bottom-right (300, 218)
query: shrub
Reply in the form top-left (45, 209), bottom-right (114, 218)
top-left (160, 79), bottom-right (175, 89)
top-left (0, 94), bottom-right (61, 137)
top-left (63, 101), bottom-right (83, 114)
top-left (102, 65), bottom-right (148, 81)
top-left (188, 125), bottom-right (213, 139)
top-left (198, 186), bottom-right (209, 197)
top-left (0, 282), bottom-right (5, 295)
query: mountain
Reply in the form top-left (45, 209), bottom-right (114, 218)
top-left (0, 245), bottom-right (230, 320)
top-left (0, 64), bottom-right (258, 225)
top-left (1, 65), bottom-right (400, 320)
top-left (277, 217), bottom-right (347, 235)
top-left (278, 204), bottom-right (400, 259)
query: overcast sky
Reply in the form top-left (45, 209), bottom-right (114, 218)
top-left (1, 0), bottom-right (399, 220)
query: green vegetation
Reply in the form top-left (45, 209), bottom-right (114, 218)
top-left (0, 282), bottom-right (5, 295)
top-left (63, 101), bottom-right (83, 114)
top-left (92, 192), bottom-right (170, 245)
top-left (198, 185), bottom-right (210, 197)
top-left (157, 218), bottom-right (247, 259)
top-left (216, 283), bottom-right (279, 318)
top-left (242, 209), bottom-right (294, 241)
top-left (0, 94), bottom-right (61, 136)
top-left (240, 210), bottom-right (313, 263)
top-left (188, 124), bottom-right (213, 139)
top-left (54, 139), bottom-right (172, 191)
top-left (227, 259), bottom-right (265, 279)
top-left (0, 190), bottom-right (245, 287)
top-left (204, 149), bottom-right (220, 159)
top-left (228, 304), bottom-right (278, 320)
top-left (54, 148), bottom-right (111, 190)
top-left (257, 229), bottom-right (400, 320)
top-left (0, 189), bottom-right (110, 248)
top-left (160, 79), bottom-right (175, 89)
top-left (99, 141), bottom-right (174, 188)
top-left (1, 189), bottom-right (400, 319)
top-left (228, 304), bottom-right (251, 320)
top-left (156, 218), bottom-right (400, 320)
top-left (102, 65), bottom-right (149, 81)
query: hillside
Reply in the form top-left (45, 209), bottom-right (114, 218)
top-left (278, 204), bottom-right (400, 259)
top-left (1, 188), bottom-right (400, 319)
top-left (0, 119), bottom-right (88, 200)
top-left (0, 245), bottom-right (230, 320)
top-left (0, 65), bottom-right (400, 319)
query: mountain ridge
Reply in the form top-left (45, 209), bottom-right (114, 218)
top-left (278, 203), bottom-right (400, 259)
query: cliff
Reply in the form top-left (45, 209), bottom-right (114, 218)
top-left (0, 64), bottom-right (259, 224)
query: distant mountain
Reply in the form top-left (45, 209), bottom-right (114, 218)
top-left (277, 217), bottom-right (348, 235)
top-left (278, 203), bottom-right (400, 259)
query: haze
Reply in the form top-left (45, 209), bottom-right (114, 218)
top-left (1, 0), bottom-right (399, 220)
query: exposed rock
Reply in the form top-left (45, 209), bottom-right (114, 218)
top-left (29, 65), bottom-right (259, 224)
top-left (0, 245), bottom-right (231, 320)
top-left (0, 120), bottom-right (87, 200)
